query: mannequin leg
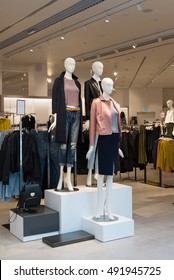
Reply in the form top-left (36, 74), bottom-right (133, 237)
top-left (105, 175), bottom-right (114, 220)
top-left (57, 166), bottom-right (64, 190)
top-left (95, 174), bottom-right (104, 218)
top-left (87, 169), bottom-right (92, 186)
top-left (94, 149), bottom-right (98, 181)
top-left (65, 166), bottom-right (74, 191)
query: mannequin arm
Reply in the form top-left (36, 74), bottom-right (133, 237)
top-left (118, 148), bottom-right (124, 158)
top-left (86, 146), bottom-right (94, 159)
top-left (83, 120), bottom-right (90, 131)
top-left (48, 113), bottom-right (57, 132)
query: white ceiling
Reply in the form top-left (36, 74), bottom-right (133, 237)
top-left (1, 0), bottom-right (174, 96)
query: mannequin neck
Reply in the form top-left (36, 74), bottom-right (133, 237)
top-left (64, 71), bottom-right (73, 80)
top-left (92, 74), bottom-right (101, 82)
top-left (103, 92), bottom-right (110, 100)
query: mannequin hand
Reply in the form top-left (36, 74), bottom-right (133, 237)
top-left (48, 121), bottom-right (56, 132)
top-left (83, 120), bottom-right (89, 131)
top-left (119, 148), bottom-right (124, 158)
top-left (86, 146), bottom-right (94, 159)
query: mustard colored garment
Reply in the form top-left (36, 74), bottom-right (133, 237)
top-left (157, 139), bottom-right (174, 172)
top-left (0, 118), bottom-right (11, 132)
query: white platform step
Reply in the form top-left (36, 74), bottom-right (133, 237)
top-left (82, 214), bottom-right (134, 242)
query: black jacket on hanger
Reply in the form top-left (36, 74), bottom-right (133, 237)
top-left (22, 115), bottom-right (35, 130)
top-left (52, 71), bottom-right (83, 144)
top-left (84, 77), bottom-right (102, 120)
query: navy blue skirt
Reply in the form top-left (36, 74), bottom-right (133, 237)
top-left (97, 133), bottom-right (119, 175)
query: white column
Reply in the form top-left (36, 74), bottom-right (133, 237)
top-left (28, 63), bottom-right (48, 97)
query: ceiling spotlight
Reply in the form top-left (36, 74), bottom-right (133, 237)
top-left (105, 15), bottom-right (110, 23)
top-left (28, 29), bottom-right (36, 35)
top-left (60, 35), bottom-right (65, 40)
top-left (136, 4), bottom-right (142, 11)
top-left (29, 49), bottom-right (34, 52)
top-left (83, 25), bottom-right (88, 32)
top-left (114, 71), bottom-right (118, 76)
top-left (132, 44), bottom-right (137, 49)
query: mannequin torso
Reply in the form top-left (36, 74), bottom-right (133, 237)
top-left (165, 100), bottom-right (174, 124)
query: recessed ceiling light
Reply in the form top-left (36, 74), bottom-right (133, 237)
top-left (47, 78), bottom-right (52, 83)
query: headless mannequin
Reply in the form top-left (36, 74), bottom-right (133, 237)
top-left (86, 78), bottom-right (120, 220)
top-left (49, 57), bottom-right (78, 191)
top-left (84, 61), bottom-right (104, 186)
top-left (165, 100), bottom-right (174, 137)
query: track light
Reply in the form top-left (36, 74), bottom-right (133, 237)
top-left (27, 29), bottom-right (36, 35)
top-left (132, 44), bottom-right (137, 49)
top-left (105, 15), bottom-right (110, 23)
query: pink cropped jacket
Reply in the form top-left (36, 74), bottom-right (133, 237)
top-left (90, 94), bottom-right (121, 146)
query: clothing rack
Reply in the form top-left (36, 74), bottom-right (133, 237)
top-left (144, 137), bottom-right (174, 188)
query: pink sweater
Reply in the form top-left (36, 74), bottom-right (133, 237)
top-left (90, 95), bottom-right (121, 146)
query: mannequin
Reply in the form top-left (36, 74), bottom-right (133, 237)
top-left (86, 77), bottom-right (121, 220)
top-left (165, 100), bottom-right (174, 137)
top-left (84, 61), bottom-right (104, 186)
top-left (49, 57), bottom-right (83, 191)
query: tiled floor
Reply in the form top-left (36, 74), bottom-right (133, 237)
top-left (1, 164), bottom-right (174, 260)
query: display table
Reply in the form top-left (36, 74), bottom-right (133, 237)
top-left (10, 205), bottom-right (59, 242)
top-left (45, 183), bottom-right (133, 236)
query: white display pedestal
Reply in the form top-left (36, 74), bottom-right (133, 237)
top-left (45, 183), bottom-right (133, 235)
top-left (82, 214), bottom-right (134, 242)
top-left (10, 206), bottom-right (59, 242)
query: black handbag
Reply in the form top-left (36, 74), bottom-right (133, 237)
top-left (17, 183), bottom-right (42, 209)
